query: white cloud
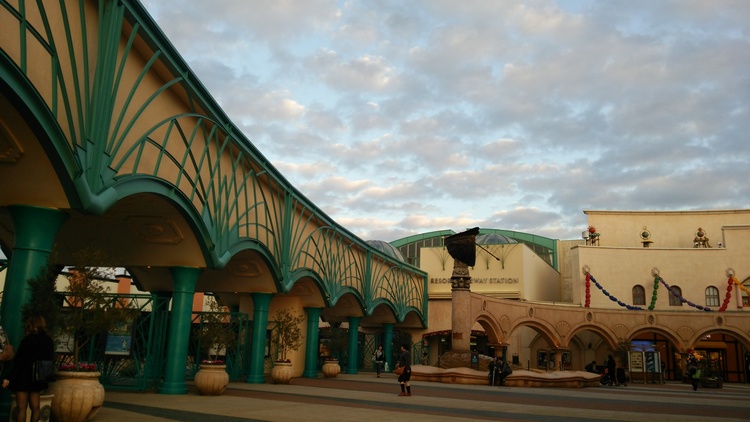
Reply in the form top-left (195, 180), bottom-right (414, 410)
top-left (142, 0), bottom-right (750, 242)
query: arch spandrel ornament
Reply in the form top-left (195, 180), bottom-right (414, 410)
top-left (556, 321), bottom-right (570, 336)
top-left (677, 326), bottom-right (694, 343)
top-left (612, 324), bottom-right (629, 341)
top-left (499, 315), bottom-right (511, 334)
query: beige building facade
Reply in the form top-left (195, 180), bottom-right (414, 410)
top-left (395, 210), bottom-right (750, 383)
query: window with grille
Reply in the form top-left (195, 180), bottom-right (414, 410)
top-left (705, 286), bottom-right (720, 307)
top-left (632, 285), bottom-right (646, 305)
top-left (668, 286), bottom-right (683, 306)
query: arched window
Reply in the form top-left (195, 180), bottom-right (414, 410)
top-left (705, 286), bottom-right (720, 307)
top-left (632, 285), bottom-right (645, 305)
top-left (668, 285), bottom-right (683, 306)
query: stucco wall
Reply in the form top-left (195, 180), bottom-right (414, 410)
top-left (421, 244), bottom-right (559, 301)
top-left (584, 209), bottom-right (750, 249)
top-left (573, 210), bottom-right (750, 311)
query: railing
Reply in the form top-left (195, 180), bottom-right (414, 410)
top-left (57, 292), bottom-right (166, 391)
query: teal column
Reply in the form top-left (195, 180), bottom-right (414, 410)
top-left (146, 292), bottom-right (172, 385)
top-left (0, 206), bottom-right (67, 421)
top-left (302, 307), bottom-right (323, 378)
top-left (383, 323), bottom-right (394, 372)
top-left (346, 316), bottom-right (360, 374)
top-left (2, 206), bottom-right (68, 347)
top-left (246, 293), bottom-right (272, 383)
top-left (159, 267), bottom-right (201, 394)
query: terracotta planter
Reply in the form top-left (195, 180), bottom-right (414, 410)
top-left (11, 393), bottom-right (54, 422)
top-left (322, 360), bottom-right (341, 378)
top-left (270, 362), bottom-right (294, 384)
top-left (49, 371), bottom-right (104, 422)
top-left (194, 364), bottom-right (229, 395)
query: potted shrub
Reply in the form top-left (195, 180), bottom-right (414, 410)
top-left (322, 356), bottom-right (341, 378)
top-left (47, 249), bottom-right (138, 422)
top-left (193, 298), bottom-right (236, 395)
top-left (21, 261), bottom-right (62, 334)
top-left (270, 309), bottom-right (304, 384)
top-left (320, 323), bottom-right (346, 378)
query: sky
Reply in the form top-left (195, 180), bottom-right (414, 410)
top-left (140, 0), bottom-right (750, 242)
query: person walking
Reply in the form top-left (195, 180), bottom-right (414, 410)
top-left (374, 345), bottom-right (385, 377)
top-left (395, 344), bottom-right (412, 396)
top-left (604, 354), bottom-right (616, 386)
top-left (688, 362), bottom-right (701, 391)
top-left (2, 315), bottom-right (55, 422)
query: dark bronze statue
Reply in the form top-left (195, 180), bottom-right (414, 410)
top-left (444, 227), bottom-right (479, 290)
top-left (444, 227), bottom-right (479, 267)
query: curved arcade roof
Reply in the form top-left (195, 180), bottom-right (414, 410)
top-left (390, 228), bottom-right (557, 270)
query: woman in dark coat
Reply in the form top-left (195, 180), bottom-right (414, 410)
top-left (604, 354), bottom-right (617, 386)
top-left (396, 344), bottom-right (412, 396)
top-left (2, 315), bottom-right (55, 422)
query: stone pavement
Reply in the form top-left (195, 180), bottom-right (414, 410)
top-left (94, 373), bottom-right (749, 422)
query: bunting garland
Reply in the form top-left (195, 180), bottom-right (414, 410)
top-left (648, 276), bottom-right (659, 310)
top-left (583, 267), bottom-right (743, 312)
top-left (584, 270), bottom-right (642, 310)
top-left (733, 276), bottom-right (750, 295)
top-left (657, 276), bottom-right (711, 311)
top-left (718, 276), bottom-right (739, 312)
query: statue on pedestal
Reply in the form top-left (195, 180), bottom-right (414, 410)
top-left (444, 227), bottom-right (479, 290)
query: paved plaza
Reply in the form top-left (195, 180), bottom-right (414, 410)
top-left (94, 373), bottom-right (748, 422)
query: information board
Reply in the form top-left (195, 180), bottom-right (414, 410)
top-left (629, 351), bottom-right (644, 372)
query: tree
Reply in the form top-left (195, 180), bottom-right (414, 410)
top-left (195, 297), bottom-right (237, 363)
top-left (59, 249), bottom-right (138, 365)
top-left (21, 260), bottom-right (63, 335)
top-left (272, 309), bottom-right (304, 362)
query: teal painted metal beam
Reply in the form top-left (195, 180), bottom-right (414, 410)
top-left (302, 307), bottom-right (323, 378)
top-left (246, 293), bottom-right (272, 384)
top-left (0, 206), bottom-right (68, 420)
top-left (159, 267), bottom-right (201, 394)
top-left (383, 323), bottom-right (394, 373)
top-left (346, 317), bottom-right (361, 374)
top-left (0, 0), bottom-right (428, 327)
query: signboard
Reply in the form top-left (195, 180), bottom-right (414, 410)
top-left (562, 351), bottom-right (572, 370)
top-left (104, 334), bottom-right (132, 356)
top-left (55, 333), bottom-right (74, 354)
top-left (105, 320), bottom-right (133, 356)
top-left (629, 351), bottom-right (644, 372)
top-left (645, 351), bottom-right (657, 373)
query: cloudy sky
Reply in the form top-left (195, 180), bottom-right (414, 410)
top-left (141, 0), bottom-right (749, 242)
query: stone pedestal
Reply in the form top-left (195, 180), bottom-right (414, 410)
top-left (451, 259), bottom-right (472, 352)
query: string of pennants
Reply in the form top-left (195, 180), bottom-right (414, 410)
top-left (582, 266), bottom-right (747, 312)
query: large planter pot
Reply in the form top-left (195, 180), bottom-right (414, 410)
top-left (194, 364), bottom-right (229, 395)
top-left (270, 362), bottom-right (294, 384)
top-left (322, 360), bottom-right (341, 378)
top-left (11, 393), bottom-right (54, 422)
top-left (49, 371), bottom-right (104, 422)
